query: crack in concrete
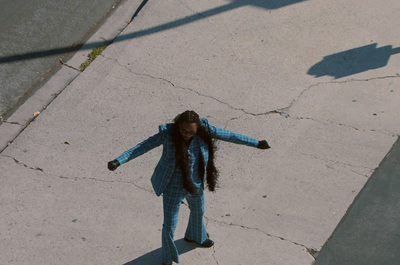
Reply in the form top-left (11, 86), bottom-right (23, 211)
top-left (59, 59), bottom-right (81, 72)
top-left (1, 120), bottom-right (24, 127)
top-left (224, 114), bottom-right (246, 129)
top-left (282, 74), bottom-right (400, 118)
top-left (295, 116), bottom-right (397, 137)
top-left (2, 155), bottom-right (154, 193)
top-left (132, 71), bottom-right (399, 121)
top-left (279, 74), bottom-right (400, 137)
top-left (212, 244), bottom-right (220, 265)
top-left (101, 56), bottom-right (285, 117)
top-left (4, 155), bottom-right (45, 172)
top-left (60, 175), bottom-right (154, 194)
top-left (205, 216), bottom-right (318, 259)
top-left (175, 84), bottom-right (286, 118)
top-left (176, 0), bottom-right (207, 18)
top-left (298, 152), bottom-right (373, 178)
top-left (104, 55), bottom-right (400, 136)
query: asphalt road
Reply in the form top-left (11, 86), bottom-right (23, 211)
top-left (0, 0), bottom-right (123, 118)
top-left (314, 136), bottom-right (400, 265)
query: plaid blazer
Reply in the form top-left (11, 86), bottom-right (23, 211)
top-left (116, 119), bottom-right (259, 196)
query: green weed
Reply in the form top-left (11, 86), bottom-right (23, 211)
top-left (79, 45), bottom-right (107, 71)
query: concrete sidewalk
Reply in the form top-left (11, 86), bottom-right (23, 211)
top-left (1, 0), bottom-right (400, 264)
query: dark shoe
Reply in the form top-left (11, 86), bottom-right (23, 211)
top-left (184, 237), bottom-right (214, 248)
top-left (162, 263), bottom-right (172, 265)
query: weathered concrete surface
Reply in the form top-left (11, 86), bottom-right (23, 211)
top-left (1, 0), bottom-right (399, 264)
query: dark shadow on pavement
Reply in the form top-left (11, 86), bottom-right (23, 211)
top-left (122, 238), bottom-right (197, 265)
top-left (308, 43), bottom-right (400, 79)
top-left (0, 0), bottom-right (307, 64)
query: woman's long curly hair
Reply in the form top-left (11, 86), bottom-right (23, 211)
top-left (171, 110), bottom-right (219, 195)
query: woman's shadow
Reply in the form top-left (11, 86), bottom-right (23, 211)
top-left (122, 238), bottom-right (197, 265)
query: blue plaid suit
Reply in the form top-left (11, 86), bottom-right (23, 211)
top-left (115, 118), bottom-right (259, 264)
top-left (116, 119), bottom-right (259, 196)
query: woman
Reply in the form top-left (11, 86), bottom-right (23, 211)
top-left (108, 110), bottom-right (270, 265)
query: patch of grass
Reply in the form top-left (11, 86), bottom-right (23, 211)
top-left (79, 45), bottom-right (107, 71)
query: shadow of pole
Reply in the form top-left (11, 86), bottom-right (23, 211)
top-left (0, 0), bottom-right (307, 64)
top-left (308, 43), bottom-right (400, 79)
top-left (122, 238), bottom-right (196, 265)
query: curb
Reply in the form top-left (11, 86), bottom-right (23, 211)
top-left (0, 0), bottom-right (148, 153)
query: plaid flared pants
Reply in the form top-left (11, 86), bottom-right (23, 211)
top-left (161, 173), bottom-right (207, 264)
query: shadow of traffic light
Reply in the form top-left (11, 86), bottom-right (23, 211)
top-left (308, 43), bottom-right (400, 79)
